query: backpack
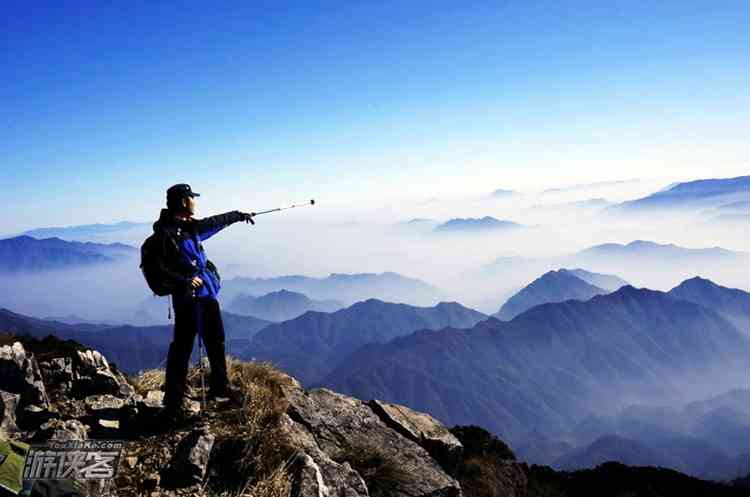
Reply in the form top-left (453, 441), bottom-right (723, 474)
top-left (139, 230), bottom-right (179, 297)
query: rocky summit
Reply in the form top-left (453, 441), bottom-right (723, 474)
top-left (0, 334), bottom-right (486, 497)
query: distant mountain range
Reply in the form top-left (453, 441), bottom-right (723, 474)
top-left (575, 240), bottom-right (746, 264)
top-left (493, 269), bottom-right (610, 320)
top-left (320, 284), bottom-right (750, 452)
top-left (0, 307), bottom-right (270, 373)
top-left (490, 188), bottom-right (517, 198)
top-left (220, 272), bottom-right (444, 307)
top-left (609, 175), bottom-right (750, 212)
top-left (434, 216), bottom-right (525, 233)
top-left (542, 387), bottom-right (750, 480)
top-left (239, 299), bottom-right (487, 386)
top-left (226, 289), bottom-right (344, 322)
top-left (485, 240), bottom-right (747, 274)
top-left (0, 235), bottom-right (137, 272)
top-left (19, 221), bottom-right (149, 241)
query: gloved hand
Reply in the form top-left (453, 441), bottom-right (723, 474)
top-left (240, 212), bottom-right (256, 225)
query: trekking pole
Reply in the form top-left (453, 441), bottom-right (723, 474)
top-left (198, 333), bottom-right (206, 413)
top-left (193, 288), bottom-right (207, 415)
top-left (251, 199), bottom-right (315, 217)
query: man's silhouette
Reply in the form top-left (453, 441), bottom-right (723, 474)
top-left (150, 184), bottom-right (254, 420)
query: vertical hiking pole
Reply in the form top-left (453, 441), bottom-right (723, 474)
top-left (193, 289), bottom-right (207, 415)
top-left (198, 333), bottom-right (206, 413)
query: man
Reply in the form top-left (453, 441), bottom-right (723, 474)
top-left (150, 183), bottom-right (255, 420)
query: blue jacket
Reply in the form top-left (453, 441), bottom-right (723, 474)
top-left (151, 209), bottom-right (246, 299)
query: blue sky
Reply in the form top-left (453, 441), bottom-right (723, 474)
top-left (1, 1), bottom-right (748, 233)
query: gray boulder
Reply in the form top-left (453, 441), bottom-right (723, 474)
top-left (72, 349), bottom-right (132, 398)
top-left (39, 356), bottom-right (74, 394)
top-left (0, 390), bottom-right (19, 437)
top-left (34, 418), bottom-right (89, 441)
top-left (284, 387), bottom-right (461, 497)
top-left (84, 394), bottom-right (126, 418)
top-left (368, 399), bottom-right (463, 472)
top-left (0, 342), bottom-right (49, 408)
top-left (278, 412), bottom-right (369, 497)
top-left (167, 427), bottom-right (216, 486)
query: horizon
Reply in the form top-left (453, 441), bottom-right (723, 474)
top-left (2, 2), bottom-right (749, 233)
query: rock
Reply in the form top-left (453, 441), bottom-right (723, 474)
top-left (146, 390), bottom-right (165, 404)
top-left (285, 387), bottom-right (461, 497)
top-left (124, 391), bottom-right (165, 437)
top-left (368, 399), bottom-right (463, 472)
top-left (18, 403), bottom-right (57, 430)
top-left (0, 390), bottom-right (19, 436)
top-left (291, 452), bottom-right (369, 497)
top-left (143, 473), bottom-right (160, 492)
top-left (89, 418), bottom-right (120, 439)
top-left (0, 342), bottom-right (49, 409)
top-left (167, 427), bottom-right (215, 486)
top-left (278, 413), bottom-right (368, 497)
top-left (185, 399), bottom-right (201, 415)
top-left (34, 419), bottom-right (88, 441)
top-left (84, 394), bottom-right (126, 418)
top-left (39, 357), bottom-right (74, 393)
top-left (72, 349), bottom-right (126, 398)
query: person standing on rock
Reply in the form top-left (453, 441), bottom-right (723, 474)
top-left (146, 184), bottom-right (254, 421)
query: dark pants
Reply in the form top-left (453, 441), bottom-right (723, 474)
top-left (163, 295), bottom-right (229, 411)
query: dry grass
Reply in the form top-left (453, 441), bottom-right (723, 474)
top-left (332, 444), bottom-right (410, 497)
top-left (209, 357), bottom-right (297, 485)
top-left (210, 459), bottom-right (292, 497)
top-left (123, 356), bottom-right (296, 496)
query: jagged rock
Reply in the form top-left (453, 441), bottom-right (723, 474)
top-left (18, 403), bottom-right (57, 429)
top-left (278, 413), bottom-right (368, 497)
top-left (0, 342), bottom-right (49, 408)
top-left (91, 419), bottom-right (120, 438)
top-left (146, 390), bottom-right (165, 404)
top-left (368, 399), bottom-right (463, 472)
top-left (167, 427), bottom-right (215, 486)
top-left (34, 418), bottom-right (89, 441)
top-left (85, 394), bottom-right (126, 418)
top-left (0, 390), bottom-right (19, 436)
top-left (39, 356), bottom-right (74, 393)
top-left (122, 391), bottom-right (166, 437)
top-left (72, 349), bottom-right (129, 398)
top-left (285, 387), bottom-right (461, 497)
top-left (292, 452), bottom-right (368, 497)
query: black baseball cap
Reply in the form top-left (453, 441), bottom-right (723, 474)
top-left (166, 183), bottom-right (200, 202)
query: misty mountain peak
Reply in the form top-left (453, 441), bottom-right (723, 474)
top-left (677, 276), bottom-right (720, 289)
top-left (494, 269), bottom-right (608, 320)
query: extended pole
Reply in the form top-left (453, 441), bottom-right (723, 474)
top-left (252, 199), bottom-right (315, 217)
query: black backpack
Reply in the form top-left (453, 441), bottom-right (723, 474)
top-left (139, 230), bottom-right (179, 297)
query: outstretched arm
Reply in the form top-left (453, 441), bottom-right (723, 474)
top-left (196, 210), bottom-right (254, 240)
